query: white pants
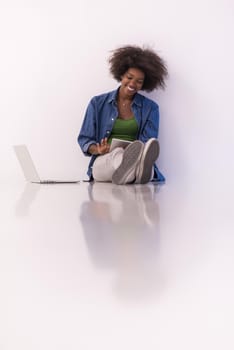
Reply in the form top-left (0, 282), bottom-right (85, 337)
top-left (92, 147), bottom-right (125, 182)
top-left (92, 147), bottom-right (154, 183)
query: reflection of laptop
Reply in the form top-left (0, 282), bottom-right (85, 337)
top-left (14, 145), bottom-right (79, 184)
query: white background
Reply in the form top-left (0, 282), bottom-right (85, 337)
top-left (1, 2), bottom-right (234, 348)
top-left (0, 0), bottom-right (234, 185)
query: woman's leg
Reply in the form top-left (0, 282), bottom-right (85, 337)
top-left (135, 138), bottom-right (160, 184)
top-left (112, 141), bottom-right (144, 185)
top-left (92, 147), bottom-right (124, 182)
top-left (92, 139), bottom-right (157, 185)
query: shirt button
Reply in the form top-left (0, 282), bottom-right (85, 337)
top-left (111, 118), bottom-right (114, 121)
top-left (106, 131), bottom-right (110, 134)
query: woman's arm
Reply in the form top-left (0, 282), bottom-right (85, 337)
top-left (78, 98), bottom-right (98, 156)
top-left (138, 102), bottom-right (160, 143)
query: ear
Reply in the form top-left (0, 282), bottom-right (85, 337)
top-left (120, 71), bottom-right (127, 80)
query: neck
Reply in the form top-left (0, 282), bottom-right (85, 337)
top-left (118, 90), bottom-right (134, 104)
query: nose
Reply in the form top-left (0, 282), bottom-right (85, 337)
top-left (129, 81), bottom-right (137, 89)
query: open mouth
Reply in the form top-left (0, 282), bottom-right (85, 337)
top-left (127, 86), bottom-right (136, 93)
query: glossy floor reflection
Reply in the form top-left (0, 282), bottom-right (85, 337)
top-left (1, 181), bottom-right (234, 350)
top-left (80, 183), bottom-right (161, 301)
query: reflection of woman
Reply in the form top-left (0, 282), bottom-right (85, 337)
top-left (80, 182), bottom-right (160, 267)
top-left (79, 182), bottom-right (162, 300)
top-left (78, 45), bottom-right (168, 185)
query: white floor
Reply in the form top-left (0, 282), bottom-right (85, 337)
top-left (1, 180), bottom-right (234, 350)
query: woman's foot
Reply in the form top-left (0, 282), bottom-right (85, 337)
top-left (112, 141), bottom-right (144, 185)
top-left (135, 138), bottom-right (160, 184)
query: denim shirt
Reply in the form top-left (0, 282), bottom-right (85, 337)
top-left (78, 88), bottom-right (165, 182)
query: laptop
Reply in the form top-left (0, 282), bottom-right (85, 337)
top-left (14, 144), bottom-right (79, 184)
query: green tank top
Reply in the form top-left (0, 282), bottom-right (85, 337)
top-left (108, 117), bottom-right (138, 143)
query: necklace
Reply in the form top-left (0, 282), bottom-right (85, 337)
top-left (119, 100), bottom-right (131, 108)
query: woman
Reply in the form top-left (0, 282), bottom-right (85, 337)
top-left (78, 45), bottom-right (168, 185)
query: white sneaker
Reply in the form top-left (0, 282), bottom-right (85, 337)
top-left (112, 141), bottom-right (144, 185)
top-left (135, 138), bottom-right (160, 184)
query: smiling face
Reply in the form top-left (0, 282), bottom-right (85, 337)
top-left (119, 68), bottom-right (145, 98)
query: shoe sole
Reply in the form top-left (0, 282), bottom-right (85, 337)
top-left (135, 139), bottom-right (160, 184)
top-left (112, 141), bottom-right (144, 185)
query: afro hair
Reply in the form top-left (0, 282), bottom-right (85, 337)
top-left (108, 45), bottom-right (168, 92)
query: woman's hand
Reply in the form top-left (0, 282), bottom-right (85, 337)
top-left (88, 138), bottom-right (110, 155)
top-left (96, 138), bottom-right (110, 154)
